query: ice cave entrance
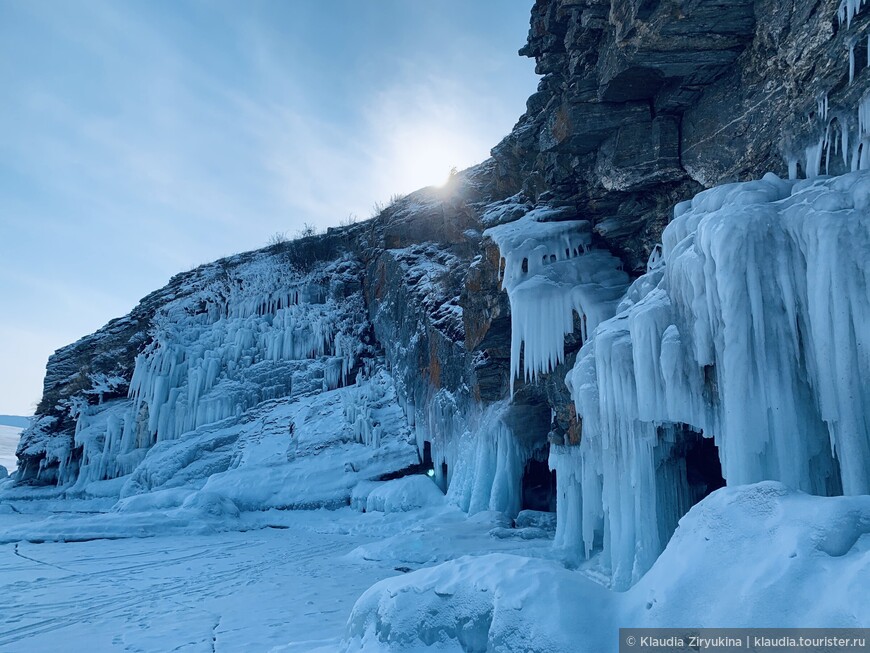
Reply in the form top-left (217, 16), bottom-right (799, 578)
top-left (422, 441), bottom-right (433, 468)
top-left (679, 430), bottom-right (726, 506)
top-left (522, 451), bottom-right (557, 512)
top-left (439, 461), bottom-right (449, 493)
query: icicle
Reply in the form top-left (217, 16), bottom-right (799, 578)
top-left (825, 125), bottom-right (832, 174)
top-left (818, 93), bottom-right (828, 122)
top-left (484, 209), bottom-right (629, 395)
top-left (842, 118), bottom-right (850, 167)
top-left (444, 402), bottom-right (531, 518)
top-left (805, 137), bottom-right (825, 178)
top-left (849, 38), bottom-right (857, 84)
top-left (561, 171), bottom-right (870, 589)
top-left (838, 0), bottom-right (867, 27)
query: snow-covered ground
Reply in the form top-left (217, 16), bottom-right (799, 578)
top-left (0, 498), bottom-right (556, 652)
top-left (0, 425), bottom-right (22, 473)
top-left (1, 481), bottom-right (867, 652)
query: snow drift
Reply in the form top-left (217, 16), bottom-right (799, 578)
top-left (342, 482), bottom-right (870, 652)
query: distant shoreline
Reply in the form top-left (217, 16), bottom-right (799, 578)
top-left (0, 415), bottom-right (31, 429)
top-left (0, 424), bottom-right (21, 472)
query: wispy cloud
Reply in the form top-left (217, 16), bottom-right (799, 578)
top-left (0, 0), bottom-right (537, 414)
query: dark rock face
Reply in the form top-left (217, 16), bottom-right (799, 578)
top-left (494, 0), bottom-right (862, 272)
top-left (18, 0), bottom-right (866, 486)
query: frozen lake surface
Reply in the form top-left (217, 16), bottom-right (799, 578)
top-left (0, 425), bottom-right (21, 472)
top-left (0, 500), bottom-right (553, 652)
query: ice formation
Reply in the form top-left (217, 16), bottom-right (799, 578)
top-left (839, 0), bottom-right (868, 27)
top-left (54, 253), bottom-right (371, 488)
top-left (793, 90), bottom-right (870, 178)
top-left (445, 403), bottom-right (536, 517)
top-left (557, 171), bottom-right (870, 589)
top-left (484, 207), bottom-right (629, 393)
top-left (361, 475), bottom-right (445, 514)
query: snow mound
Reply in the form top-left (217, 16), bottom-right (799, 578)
top-left (635, 481), bottom-right (870, 627)
top-left (343, 553), bottom-right (614, 653)
top-left (114, 487), bottom-right (192, 512)
top-left (181, 490), bottom-right (241, 519)
top-left (113, 488), bottom-right (240, 519)
top-left (364, 476), bottom-right (444, 514)
top-left (342, 483), bottom-right (870, 652)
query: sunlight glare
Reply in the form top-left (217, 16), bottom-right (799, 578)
top-left (388, 123), bottom-right (475, 192)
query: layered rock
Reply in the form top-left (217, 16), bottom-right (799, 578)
top-left (494, 0), bottom-right (870, 272)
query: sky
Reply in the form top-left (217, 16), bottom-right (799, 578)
top-left (0, 0), bottom-right (538, 416)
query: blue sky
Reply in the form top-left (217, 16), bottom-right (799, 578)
top-left (0, 1), bottom-right (538, 415)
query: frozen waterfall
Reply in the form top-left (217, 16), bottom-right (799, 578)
top-left (555, 171), bottom-right (870, 589)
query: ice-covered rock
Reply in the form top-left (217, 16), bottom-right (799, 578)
top-left (484, 209), bottom-right (629, 394)
top-left (559, 171), bottom-right (870, 588)
top-left (514, 509), bottom-right (556, 531)
top-left (364, 476), bottom-right (444, 514)
top-left (342, 551), bottom-right (615, 652)
top-left (18, 252), bottom-right (372, 489)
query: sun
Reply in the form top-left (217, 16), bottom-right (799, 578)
top-left (389, 125), bottom-right (472, 191)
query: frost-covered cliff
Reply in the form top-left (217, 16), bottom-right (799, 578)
top-left (12, 0), bottom-right (870, 598)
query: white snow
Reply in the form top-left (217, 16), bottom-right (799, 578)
top-left (3, 476), bottom-right (865, 652)
top-left (560, 170), bottom-right (870, 588)
top-left (0, 491), bottom-right (558, 652)
top-left (0, 512), bottom-right (411, 653)
top-left (343, 483), bottom-right (870, 652)
top-left (363, 476), bottom-right (445, 514)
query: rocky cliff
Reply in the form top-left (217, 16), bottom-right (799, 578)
top-left (14, 0), bottom-right (870, 584)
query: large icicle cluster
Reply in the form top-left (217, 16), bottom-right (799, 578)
top-left (789, 6), bottom-right (870, 180)
top-left (343, 366), bottom-right (394, 450)
top-left (794, 93), bottom-right (870, 178)
top-left (70, 254), bottom-right (371, 486)
top-left (446, 402), bottom-right (536, 518)
top-left (839, 0), bottom-right (868, 27)
top-left (558, 171), bottom-right (870, 589)
top-left (484, 207), bottom-right (629, 393)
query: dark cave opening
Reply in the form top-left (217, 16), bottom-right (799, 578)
top-left (422, 440), bottom-right (432, 467)
top-left (521, 454), bottom-right (556, 512)
top-left (657, 428), bottom-right (728, 548)
top-left (684, 433), bottom-right (726, 505)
